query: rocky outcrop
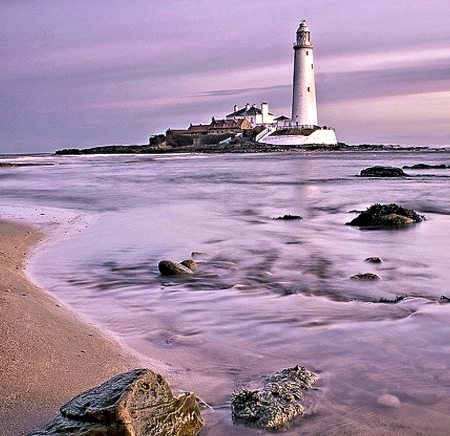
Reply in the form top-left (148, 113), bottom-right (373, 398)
top-left (29, 368), bottom-right (204, 436)
top-left (347, 203), bottom-right (425, 227)
top-left (158, 260), bottom-right (196, 276)
top-left (360, 166), bottom-right (408, 177)
top-left (231, 365), bottom-right (318, 430)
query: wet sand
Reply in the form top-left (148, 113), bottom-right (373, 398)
top-left (0, 219), bottom-right (142, 435)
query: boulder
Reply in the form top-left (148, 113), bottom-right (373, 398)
top-left (347, 203), bottom-right (425, 227)
top-left (158, 260), bottom-right (194, 275)
top-left (30, 368), bottom-right (204, 436)
top-left (231, 365), bottom-right (317, 430)
top-left (360, 166), bottom-right (408, 177)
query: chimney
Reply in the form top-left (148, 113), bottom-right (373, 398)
top-left (234, 104), bottom-right (239, 113)
top-left (245, 103), bottom-right (250, 111)
top-left (261, 102), bottom-right (269, 124)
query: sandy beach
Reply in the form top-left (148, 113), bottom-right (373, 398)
top-left (0, 219), bottom-right (143, 436)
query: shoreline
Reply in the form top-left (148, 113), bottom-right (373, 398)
top-left (54, 141), bottom-right (443, 156)
top-left (0, 219), bottom-right (144, 435)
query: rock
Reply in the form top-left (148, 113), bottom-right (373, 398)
top-left (360, 166), bottom-right (409, 177)
top-left (377, 394), bottom-right (401, 408)
top-left (380, 213), bottom-right (414, 225)
top-left (347, 203), bottom-right (425, 227)
top-left (403, 163), bottom-right (447, 170)
top-left (377, 295), bottom-right (407, 303)
top-left (231, 365), bottom-right (318, 430)
top-left (30, 368), bottom-right (204, 436)
top-left (365, 257), bottom-right (382, 263)
top-left (351, 273), bottom-right (381, 280)
top-left (180, 259), bottom-right (197, 271)
top-left (274, 214), bottom-right (302, 220)
top-left (158, 260), bottom-right (194, 276)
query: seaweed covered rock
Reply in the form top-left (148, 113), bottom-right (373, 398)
top-left (231, 365), bottom-right (318, 430)
top-left (30, 368), bottom-right (204, 436)
top-left (347, 203), bottom-right (425, 227)
top-left (360, 166), bottom-right (408, 177)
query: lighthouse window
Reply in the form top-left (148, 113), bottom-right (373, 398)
top-left (311, 64), bottom-right (314, 69)
top-left (307, 87), bottom-right (311, 92)
top-left (306, 51), bottom-right (309, 55)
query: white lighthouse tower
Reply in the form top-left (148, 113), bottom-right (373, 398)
top-left (291, 20), bottom-right (318, 127)
top-left (257, 20), bottom-right (337, 146)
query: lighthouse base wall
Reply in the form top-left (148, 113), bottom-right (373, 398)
top-left (259, 127), bottom-right (337, 146)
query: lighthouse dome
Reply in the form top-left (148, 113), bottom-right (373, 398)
top-left (297, 20), bottom-right (311, 32)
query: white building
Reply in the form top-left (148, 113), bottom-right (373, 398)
top-left (226, 103), bottom-right (275, 127)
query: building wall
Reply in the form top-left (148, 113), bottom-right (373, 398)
top-left (260, 128), bottom-right (337, 146)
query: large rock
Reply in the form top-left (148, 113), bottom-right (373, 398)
top-left (347, 203), bottom-right (425, 227)
top-left (231, 365), bottom-right (318, 430)
top-left (30, 368), bottom-right (204, 436)
top-left (360, 166), bottom-right (408, 177)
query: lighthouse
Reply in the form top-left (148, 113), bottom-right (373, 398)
top-left (291, 20), bottom-right (318, 127)
top-left (255, 20), bottom-right (337, 146)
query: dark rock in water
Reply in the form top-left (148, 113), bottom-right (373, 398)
top-left (347, 203), bottom-right (425, 227)
top-left (191, 251), bottom-right (208, 257)
top-left (360, 166), bottom-right (408, 177)
top-left (377, 295), bottom-right (407, 304)
top-left (365, 257), bottom-right (382, 263)
top-left (30, 368), bottom-right (204, 436)
top-left (158, 260), bottom-right (194, 275)
top-left (231, 365), bottom-right (318, 430)
top-left (181, 259), bottom-right (197, 271)
top-left (403, 163), bottom-right (448, 170)
top-left (274, 214), bottom-right (303, 220)
top-left (351, 273), bottom-right (381, 280)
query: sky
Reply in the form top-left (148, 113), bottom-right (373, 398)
top-left (1, 0), bottom-right (450, 153)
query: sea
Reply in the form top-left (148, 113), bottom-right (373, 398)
top-left (2, 149), bottom-right (450, 435)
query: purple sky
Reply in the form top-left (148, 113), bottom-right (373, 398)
top-left (1, 0), bottom-right (450, 153)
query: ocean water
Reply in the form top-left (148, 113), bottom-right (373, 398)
top-left (2, 150), bottom-right (450, 435)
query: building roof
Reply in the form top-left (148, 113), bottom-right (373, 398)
top-left (187, 124), bottom-right (209, 134)
top-left (209, 118), bottom-right (249, 130)
top-left (226, 104), bottom-right (274, 118)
